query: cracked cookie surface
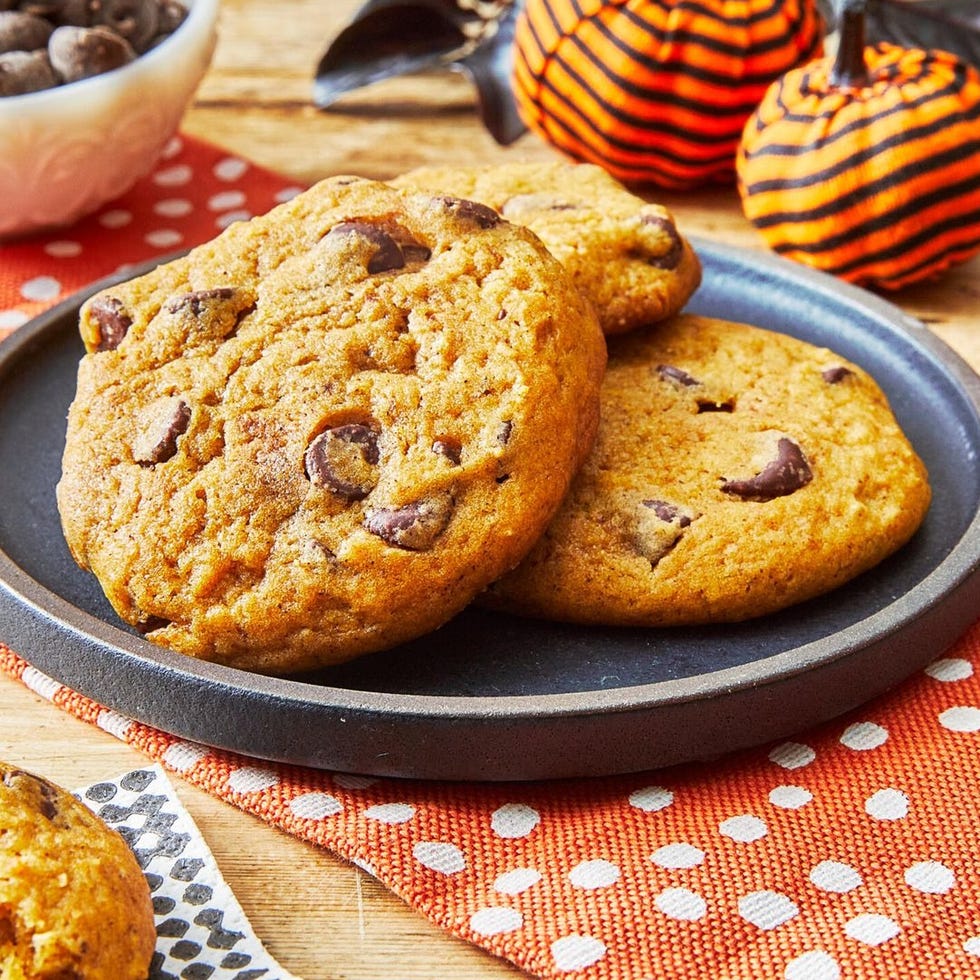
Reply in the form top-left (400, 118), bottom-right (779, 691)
top-left (0, 762), bottom-right (155, 980)
top-left (482, 314), bottom-right (931, 626)
top-left (392, 161), bottom-right (701, 335)
top-left (57, 176), bottom-right (606, 673)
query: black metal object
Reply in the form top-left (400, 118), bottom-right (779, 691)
top-left (1, 239), bottom-right (977, 781)
top-left (313, 0), bottom-right (527, 145)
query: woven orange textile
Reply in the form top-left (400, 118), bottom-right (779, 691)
top-left (512, 0), bottom-right (824, 189)
top-left (737, 43), bottom-right (980, 289)
top-left (2, 134), bottom-right (980, 980)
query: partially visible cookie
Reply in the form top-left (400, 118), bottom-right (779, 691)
top-left (482, 314), bottom-right (931, 625)
top-left (0, 761), bottom-right (156, 980)
top-left (392, 161), bottom-right (701, 335)
top-left (57, 176), bottom-right (606, 674)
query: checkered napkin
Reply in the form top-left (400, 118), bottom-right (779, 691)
top-left (77, 765), bottom-right (301, 980)
top-left (3, 134), bottom-right (980, 980)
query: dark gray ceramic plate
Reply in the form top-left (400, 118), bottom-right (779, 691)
top-left (1, 239), bottom-right (978, 781)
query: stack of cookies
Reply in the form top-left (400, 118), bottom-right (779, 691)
top-left (57, 162), bottom-right (931, 676)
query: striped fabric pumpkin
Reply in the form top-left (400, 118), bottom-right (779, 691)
top-left (512, 0), bottom-right (824, 190)
top-left (737, 3), bottom-right (980, 289)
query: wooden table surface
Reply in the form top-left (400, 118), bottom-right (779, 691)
top-left (1, 2), bottom-right (977, 978)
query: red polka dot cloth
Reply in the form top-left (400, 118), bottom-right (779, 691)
top-left (2, 134), bottom-right (980, 980)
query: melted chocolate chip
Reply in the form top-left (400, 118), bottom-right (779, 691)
top-left (722, 436), bottom-right (813, 501)
top-left (656, 364), bottom-right (699, 387)
top-left (432, 436), bottom-right (462, 465)
top-left (89, 294), bottom-right (132, 351)
top-left (327, 221), bottom-right (407, 274)
top-left (132, 397), bottom-right (191, 465)
top-left (2, 769), bottom-right (58, 819)
top-left (305, 423), bottom-right (380, 500)
top-left (822, 365), bottom-right (854, 384)
top-left (364, 492), bottom-right (454, 550)
top-left (435, 195), bottom-right (501, 228)
top-left (642, 499), bottom-right (693, 528)
top-left (496, 420), bottom-right (513, 445)
top-left (638, 214), bottom-right (683, 269)
top-left (165, 286), bottom-right (255, 338)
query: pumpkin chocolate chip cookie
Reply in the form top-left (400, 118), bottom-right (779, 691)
top-left (0, 761), bottom-right (155, 980)
top-left (482, 314), bottom-right (931, 625)
top-left (57, 176), bottom-right (606, 674)
top-left (392, 160), bottom-right (701, 334)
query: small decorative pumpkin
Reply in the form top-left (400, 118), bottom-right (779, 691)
top-left (511, 0), bottom-right (824, 189)
top-left (737, 0), bottom-right (980, 289)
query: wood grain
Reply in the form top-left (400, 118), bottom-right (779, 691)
top-left (1, 1), bottom-right (977, 978)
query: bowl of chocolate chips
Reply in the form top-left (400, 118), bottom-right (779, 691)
top-left (0, 0), bottom-right (218, 238)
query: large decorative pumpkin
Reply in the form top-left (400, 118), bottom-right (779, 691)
top-left (737, 0), bottom-right (980, 289)
top-left (512, 0), bottom-right (824, 189)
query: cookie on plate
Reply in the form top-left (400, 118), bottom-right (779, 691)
top-left (57, 176), bottom-right (606, 674)
top-left (482, 314), bottom-right (931, 625)
top-left (391, 161), bottom-right (701, 335)
top-left (0, 761), bottom-right (156, 980)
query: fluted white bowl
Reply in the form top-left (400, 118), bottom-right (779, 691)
top-left (0, 0), bottom-right (219, 239)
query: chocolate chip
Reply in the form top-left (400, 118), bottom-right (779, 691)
top-left (132, 396), bottom-right (191, 465)
top-left (92, 0), bottom-right (158, 52)
top-left (432, 436), bottom-right (461, 465)
top-left (722, 435), bottom-right (813, 501)
top-left (364, 492), bottom-right (454, 550)
top-left (633, 497), bottom-right (697, 566)
top-left (2, 769), bottom-right (58, 819)
top-left (822, 365), bottom-right (854, 384)
top-left (165, 286), bottom-right (255, 338)
top-left (0, 11), bottom-right (53, 52)
top-left (642, 499), bottom-right (693, 528)
top-left (326, 221), bottom-right (410, 274)
top-left (19, 0), bottom-right (94, 26)
top-left (496, 420), bottom-right (513, 445)
top-left (435, 195), bottom-right (501, 228)
top-left (155, 0), bottom-right (186, 33)
top-left (656, 364), bottom-right (699, 387)
top-left (89, 294), bottom-right (132, 350)
top-left (48, 23), bottom-right (134, 83)
top-left (638, 213), bottom-right (683, 270)
top-left (0, 46), bottom-right (55, 92)
top-left (305, 423), bottom-right (380, 500)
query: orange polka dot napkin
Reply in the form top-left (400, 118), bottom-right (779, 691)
top-left (2, 133), bottom-right (980, 980)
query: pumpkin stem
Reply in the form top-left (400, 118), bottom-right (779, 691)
top-left (831, 0), bottom-right (870, 90)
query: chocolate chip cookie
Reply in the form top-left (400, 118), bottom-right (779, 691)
top-left (392, 161), bottom-right (701, 335)
top-left (57, 176), bottom-right (606, 673)
top-left (482, 314), bottom-right (931, 625)
top-left (0, 761), bottom-right (155, 980)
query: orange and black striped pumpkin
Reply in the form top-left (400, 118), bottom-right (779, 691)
top-left (512, 0), bottom-right (824, 190)
top-left (737, 0), bottom-right (980, 289)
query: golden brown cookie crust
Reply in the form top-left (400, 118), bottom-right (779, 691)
top-left (0, 762), bottom-right (155, 980)
top-left (392, 161), bottom-right (701, 335)
top-left (483, 314), bottom-right (932, 626)
top-left (57, 177), bottom-right (606, 673)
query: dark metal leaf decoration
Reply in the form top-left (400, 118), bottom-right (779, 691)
top-left (313, 0), bottom-right (527, 146)
top-left (822, 1), bottom-right (980, 70)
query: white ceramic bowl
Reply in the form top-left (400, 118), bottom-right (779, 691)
top-left (0, 0), bottom-right (219, 239)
